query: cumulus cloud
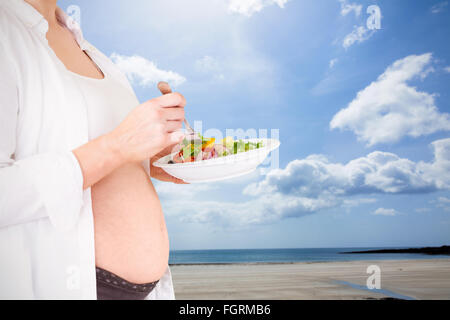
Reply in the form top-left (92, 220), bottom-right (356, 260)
top-left (159, 138), bottom-right (450, 226)
top-left (244, 138), bottom-right (450, 198)
top-left (156, 179), bottom-right (337, 226)
top-left (162, 194), bottom-right (338, 226)
top-left (373, 208), bottom-right (398, 216)
top-left (330, 53), bottom-right (450, 146)
top-left (431, 1), bottom-right (448, 13)
top-left (110, 53), bottom-right (186, 87)
top-left (342, 26), bottom-right (375, 49)
top-left (228, 0), bottom-right (290, 17)
top-left (339, 0), bottom-right (362, 17)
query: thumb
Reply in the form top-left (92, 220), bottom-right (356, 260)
top-left (168, 131), bottom-right (185, 144)
top-left (158, 81), bottom-right (172, 95)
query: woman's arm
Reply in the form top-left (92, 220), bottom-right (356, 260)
top-left (0, 44), bottom-right (83, 230)
top-left (73, 92), bottom-right (186, 189)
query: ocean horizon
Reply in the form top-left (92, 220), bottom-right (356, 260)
top-left (169, 247), bottom-right (450, 265)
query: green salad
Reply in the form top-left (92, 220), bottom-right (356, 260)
top-left (170, 134), bottom-right (264, 163)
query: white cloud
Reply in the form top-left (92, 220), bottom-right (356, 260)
top-left (228, 0), bottom-right (290, 17)
top-left (110, 53), bottom-right (186, 88)
top-left (339, 0), bottom-right (362, 17)
top-left (342, 26), bottom-right (374, 49)
top-left (244, 138), bottom-right (450, 197)
top-left (373, 208), bottom-right (398, 216)
top-left (445, 66), bottom-right (450, 73)
top-left (108, 2), bottom-right (280, 99)
top-left (329, 58), bottom-right (339, 69)
top-left (339, 2), bottom-right (380, 49)
top-left (330, 53), bottom-right (450, 146)
top-left (161, 138), bottom-right (450, 226)
top-left (431, 1), bottom-right (448, 14)
top-left (163, 194), bottom-right (338, 226)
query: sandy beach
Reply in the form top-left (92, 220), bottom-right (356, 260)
top-left (170, 259), bottom-right (450, 300)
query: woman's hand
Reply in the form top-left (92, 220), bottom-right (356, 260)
top-left (107, 92), bottom-right (186, 164)
top-left (149, 81), bottom-right (188, 184)
top-left (73, 91), bottom-right (186, 189)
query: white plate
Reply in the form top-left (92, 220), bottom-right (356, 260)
top-left (153, 138), bottom-right (280, 183)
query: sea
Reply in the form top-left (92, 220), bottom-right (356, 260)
top-left (168, 247), bottom-right (450, 265)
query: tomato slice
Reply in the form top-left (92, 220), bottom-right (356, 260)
top-left (173, 153), bottom-right (183, 163)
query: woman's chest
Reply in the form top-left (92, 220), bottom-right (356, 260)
top-left (71, 73), bottom-right (139, 140)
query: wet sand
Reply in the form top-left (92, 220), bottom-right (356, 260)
top-left (170, 259), bottom-right (450, 300)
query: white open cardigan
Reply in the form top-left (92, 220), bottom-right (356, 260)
top-left (0, 0), bottom-right (174, 299)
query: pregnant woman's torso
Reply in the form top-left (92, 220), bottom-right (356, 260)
top-left (71, 67), bottom-right (169, 284)
top-left (47, 22), bottom-right (169, 284)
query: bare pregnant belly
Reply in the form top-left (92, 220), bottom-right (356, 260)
top-left (91, 162), bottom-right (169, 284)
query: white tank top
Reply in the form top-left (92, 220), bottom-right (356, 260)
top-left (69, 61), bottom-right (139, 140)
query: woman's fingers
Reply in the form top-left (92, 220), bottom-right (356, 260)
top-left (168, 131), bottom-right (185, 143)
top-left (153, 92), bottom-right (186, 108)
top-left (107, 81), bottom-right (188, 163)
top-left (161, 107), bottom-right (184, 121)
top-left (166, 120), bottom-right (183, 132)
top-left (173, 177), bottom-right (188, 184)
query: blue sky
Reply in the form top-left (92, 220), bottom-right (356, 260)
top-left (60, 0), bottom-right (450, 249)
